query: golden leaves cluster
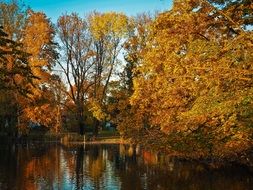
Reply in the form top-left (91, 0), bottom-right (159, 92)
top-left (126, 0), bottom-right (253, 156)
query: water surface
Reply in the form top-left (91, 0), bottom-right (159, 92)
top-left (0, 143), bottom-right (252, 190)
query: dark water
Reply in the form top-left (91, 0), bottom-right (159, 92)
top-left (0, 143), bottom-right (252, 190)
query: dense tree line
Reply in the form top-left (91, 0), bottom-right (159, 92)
top-left (109, 0), bottom-right (253, 158)
top-left (0, 0), bottom-right (252, 158)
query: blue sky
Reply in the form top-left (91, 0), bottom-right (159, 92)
top-left (22, 0), bottom-right (173, 22)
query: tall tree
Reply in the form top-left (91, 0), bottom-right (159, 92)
top-left (22, 10), bottom-right (57, 94)
top-left (88, 12), bottom-right (129, 136)
top-left (107, 13), bottom-right (154, 137)
top-left (1, 1), bottom-right (58, 134)
top-left (57, 12), bottom-right (129, 136)
top-left (57, 13), bottom-right (94, 135)
top-left (0, 1), bottom-right (31, 134)
top-left (0, 26), bottom-right (35, 135)
top-left (17, 10), bottom-right (58, 132)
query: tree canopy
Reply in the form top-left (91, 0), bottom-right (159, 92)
top-left (0, 0), bottom-right (253, 159)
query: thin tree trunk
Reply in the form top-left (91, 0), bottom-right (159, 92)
top-left (78, 117), bottom-right (85, 136)
top-left (77, 103), bottom-right (85, 136)
top-left (92, 117), bottom-right (99, 137)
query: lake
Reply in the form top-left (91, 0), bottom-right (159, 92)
top-left (0, 143), bottom-right (252, 190)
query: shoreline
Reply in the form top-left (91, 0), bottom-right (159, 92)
top-left (1, 133), bottom-right (252, 170)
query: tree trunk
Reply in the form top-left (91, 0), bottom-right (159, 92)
top-left (79, 118), bottom-right (85, 136)
top-left (75, 146), bottom-right (84, 189)
top-left (77, 103), bottom-right (85, 136)
top-left (92, 118), bottom-right (99, 137)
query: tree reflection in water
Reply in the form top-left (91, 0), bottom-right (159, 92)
top-left (0, 143), bottom-right (252, 190)
top-left (75, 145), bottom-right (84, 190)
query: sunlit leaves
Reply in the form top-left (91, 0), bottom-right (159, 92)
top-left (23, 11), bottom-right (56, 84)
top-left (127, 0), bottom-right (253, 157)
top-left (89, 12), bottom-right (128, 40)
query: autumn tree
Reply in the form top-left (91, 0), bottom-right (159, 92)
top-left (0, 26), bottom-right (35, 134)
top-left (22, 75), bottom-right (66, 133)
top-left (88, 12), bottom-right (129, 136)
top-left (0, 1), bottom-right (58, 134)
top-left (16, 10), bottom-right (58, 132)
top-left (56, 12), bottom-right (129, 136)
top-left (0, 1), bottom-right (28, 40)
top-left (128, 0), bottom-right (253, 157)
top-left (48, 74), bottom-right (67, 133)
top-left (107, 13), bottom-right (154, 138)
top-left (0, 1), bottom-right (30, 134)
top-left (57, 13), bottom-right (94, 135)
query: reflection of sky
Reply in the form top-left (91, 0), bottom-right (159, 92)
top-left (52, 146), bottom-right (121, 189)
top-left (103, 161), bottom-right (121, 190)
top-left (0, 144), bottom-right (253, 190)
top-left (21, 0), bottom-right (173, 22)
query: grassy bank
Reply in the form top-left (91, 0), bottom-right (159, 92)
top-left (2, 130), bottom-right (123, 144)
top-left (59, 131), bottom-right (125, 144)
top-left (0, 131), bottom-right (122, 142)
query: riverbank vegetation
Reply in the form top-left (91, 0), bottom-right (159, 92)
top-left (0, 0), bottom-right (252, 161)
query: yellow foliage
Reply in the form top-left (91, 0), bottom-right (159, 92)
top-left (116, 0), bottom-right (253, 157)
top-left (89, 12), bottom-right (128, 40)
top-left (23, 11), bottom-right (54, 85)
top-left (88, 100), bottom-right (107, 121)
